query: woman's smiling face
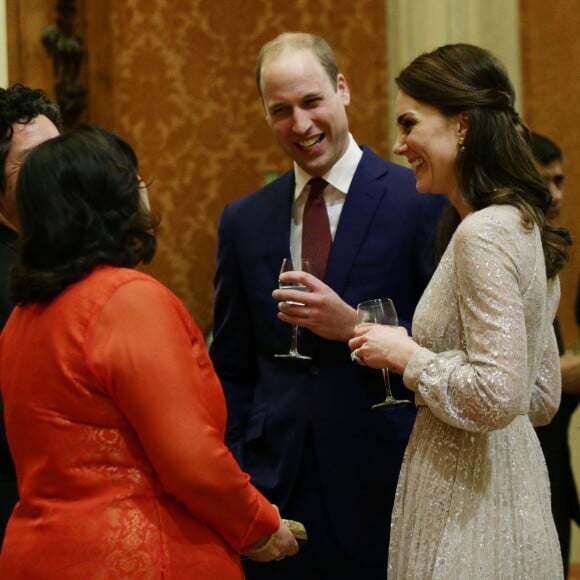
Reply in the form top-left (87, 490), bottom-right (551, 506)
top-left (393, 90), bottom-right (464, 198)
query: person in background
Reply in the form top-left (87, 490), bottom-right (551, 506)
top-left (210, 32), bottom-right (445, 579)
top-left (0, 124), bottom-right (298, 579)
top-left (0, 84), bottom-right (61, 550)
top-left (531, 131), bottom-right (580, 577)
top-left (349, 43), bottom-right (571, 578)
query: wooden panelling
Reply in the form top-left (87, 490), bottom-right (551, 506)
top-left (83, 0), bottom-right (113, 128)
top-left (520, 0), bottom-right (580, 348)
top-left (7, 0), bottom-right (60, 98)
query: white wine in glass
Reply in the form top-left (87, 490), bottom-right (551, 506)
top-left (356, 298), bottom-right (411, 409)
top-left (275, 257), bottom-right (312, 360)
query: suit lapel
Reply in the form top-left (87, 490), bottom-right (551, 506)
top-left (259, 171), bottom-right (295, 277)
top-left (325, 148), bottom-right (389, 295)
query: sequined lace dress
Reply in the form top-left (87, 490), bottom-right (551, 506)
top-left (388, 205), bottom-right (563, 579)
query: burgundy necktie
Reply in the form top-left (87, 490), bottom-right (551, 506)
top-left (302, 177), bottom-right (332, 279)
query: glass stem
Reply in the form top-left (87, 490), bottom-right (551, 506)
top-left (381, 368), bottom-right (395, 400)
top-left (289, 324), bottom-right (299, 354)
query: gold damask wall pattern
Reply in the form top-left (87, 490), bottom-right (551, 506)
top-left (108, 0), bottom-right (389, 333)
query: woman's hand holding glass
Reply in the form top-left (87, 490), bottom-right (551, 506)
top-left (349, 300), bottom-right (420, 408)
top-left (350, 323), bottom-right (416, 374)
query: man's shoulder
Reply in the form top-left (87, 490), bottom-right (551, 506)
top-left (225, 170), bottom-right (294, 213)
top-left (357, 146), bottom-right (415, 181)
top-left (252, 169), bottom-right (294, 196)
top-left (358, 146), bottom-right (437, 196)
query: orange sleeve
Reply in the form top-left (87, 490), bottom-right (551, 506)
top-left (86, 278), bottom-right (278, 552)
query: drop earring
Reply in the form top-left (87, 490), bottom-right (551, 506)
top-left (458, 136), bottom-right (465, 152)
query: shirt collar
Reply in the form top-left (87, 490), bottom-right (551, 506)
top-left (293, 133), bottom-right (362, 200)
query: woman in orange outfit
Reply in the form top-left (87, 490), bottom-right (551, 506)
top-left (0, 124), bottom-right (298, 579)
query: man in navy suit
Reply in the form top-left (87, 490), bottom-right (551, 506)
top-left (210, 32), bottom-right (445, 579)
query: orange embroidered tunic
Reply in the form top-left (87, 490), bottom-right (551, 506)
top-left (0, 267), bottom-right (278, 579)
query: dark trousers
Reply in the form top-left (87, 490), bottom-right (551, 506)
top-left (243, 428), bottom-right (386, 580)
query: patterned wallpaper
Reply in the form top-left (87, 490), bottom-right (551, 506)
top-left (108, 0), bottom-right (389, 333)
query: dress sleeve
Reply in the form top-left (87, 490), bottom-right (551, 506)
top-left (86, 278), bottom-right (278, 552)
top-left (403, 213), bottom-right (558, 432)
top-left (528, 294), bottom-right (562, 425)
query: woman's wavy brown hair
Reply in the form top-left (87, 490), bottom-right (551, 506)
top-left (396, 43), bottom-right (571, 278)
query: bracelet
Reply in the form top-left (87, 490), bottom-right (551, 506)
top-left (244, 533), bottom-right (277, 555)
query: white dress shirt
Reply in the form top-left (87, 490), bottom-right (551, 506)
top-left (290, 133), bottom-right (363, 264)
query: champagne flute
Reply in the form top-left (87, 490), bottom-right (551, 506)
top-left (275, 257), bottom-right (312, 360)
top-left (356, 298), bottom-right (411, 409)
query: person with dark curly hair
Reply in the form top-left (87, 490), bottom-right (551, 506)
top-left (0, 124), bottom-right (298, 578)
top-left (0, 83), bottom-right (61, 549)
top-left (531, 132), bottom-right (580, 577)
top-left (349, 44), bottom-right (571, 578)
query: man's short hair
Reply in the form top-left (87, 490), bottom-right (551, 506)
top-left (255, 32), bottom-right (339, 98)
top-left (529, 132), bottom-right (562, 166)
top-left (0, 83), bottom-right (62, 193)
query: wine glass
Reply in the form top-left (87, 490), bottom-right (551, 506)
top-left (275, 257), bottom-right (312, 360)
top-left (356, 298), bottom-right (411, 409)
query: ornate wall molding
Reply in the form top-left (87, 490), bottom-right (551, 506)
top-left (41, 0), bottom-right (86, 129)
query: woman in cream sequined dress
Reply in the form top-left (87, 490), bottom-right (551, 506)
top-left (349, 44), bottom-right (571, 579)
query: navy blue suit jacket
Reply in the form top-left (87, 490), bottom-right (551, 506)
top-left (210, 147), bottom-right (445, 563)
